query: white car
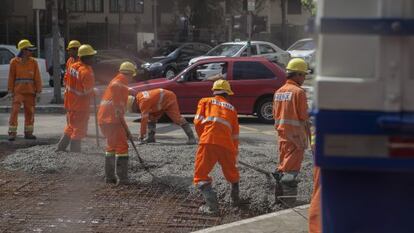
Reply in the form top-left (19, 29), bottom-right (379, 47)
top-left (287, 38), bottom-right (316, 72)
top-left (0, 45), bottom-right (49, 94)
top-left (188, 41), bottom-right (290, 79)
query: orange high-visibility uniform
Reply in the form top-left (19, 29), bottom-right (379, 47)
top-left (8, 57), bottom-right (42, 134)
top-left (136, 88), bottom-right (186, 139)
top-left (273, 79), bottom-right (309, 172)
top-left (193, 96), bottom-right (240, 186)
top-left (309, 166), bottom-right (321, 233)
top-left (63, 61), bottom-right (95, 140)
top-left (98, 73), bottom-right (130, 156)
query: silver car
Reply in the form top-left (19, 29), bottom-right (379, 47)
top-left (0, 45), bottom-right (50, 94)
top-left (287, 38), bottom-right (316, 72)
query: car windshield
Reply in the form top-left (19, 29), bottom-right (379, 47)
top-left (153, 45), bottom-right (179, 57)
top-left (206, 44), bottom-right (244, 56)
top-left (288, 40), bottom-right (315, 51)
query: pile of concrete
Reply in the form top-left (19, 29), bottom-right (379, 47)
top-left (1, 137), bottom-right (314, 213)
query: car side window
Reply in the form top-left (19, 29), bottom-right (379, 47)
top-left (259, 44), bottom-right (277, 54)
top-left (241, 45), bottom-right (258, 56)
top-left (0, 49), bottom-right (14, 65)
top-left (233, 61), bottom-right (275, 80)
top-left (184, 62), bottom-right (227, 82)
top-left (179, 45), bottom-right (196, 60)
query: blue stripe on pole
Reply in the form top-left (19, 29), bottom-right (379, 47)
top-left (320, 18), bottom-right (414, 35)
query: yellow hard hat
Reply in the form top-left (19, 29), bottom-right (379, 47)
top-left (119, 61), bottom-right (137, 77)
top-left (212, 79), bottom-right (234, 95)
top-left (17, 39), bottom-right (35, 51)
top-left (286, 58), bottom-right (308, 74)
top-left (78, 44), bottom-right (97, 57)
top-left (127, 95), bottom-right (137, 113)
top-left (67, 40), bottom-right (81, 50)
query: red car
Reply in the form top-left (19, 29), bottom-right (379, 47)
top-left (129, 57), bottom-right (286, 123)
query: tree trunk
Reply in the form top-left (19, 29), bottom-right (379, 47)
top-left (280, 0), bottom-right (287, 49)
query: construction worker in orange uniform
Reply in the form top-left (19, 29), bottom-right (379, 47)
top-left (273, 58), bottom-right (310, 203)
top-left (7, 39), bottom-right (42, 141)
top-left (193, 80), bottom-right (241, 214)
top-left (309, 127), bottom-right (321, 233)
top-left (98, 62), bottom-right (137, 185)
top-left (56, 44), bottom-right (97, 152)
top-left (131, 88), bottom-right (196, 144)
top-left (64, 40), bottom-right (81, 85)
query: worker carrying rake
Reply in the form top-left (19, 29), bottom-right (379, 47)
top-left (273, 58), bottom-right (311, 204)
top-left (97, 61), bottom-right (137, 185)
top-left (56, 44), bottom-right (97, 152)
top-left (128, 88), bottom-right (196, 145)
top-left (193, 80), bottom-right (245, 215)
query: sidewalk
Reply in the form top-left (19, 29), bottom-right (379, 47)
top-left (193, 205), bottom-right (309, 233)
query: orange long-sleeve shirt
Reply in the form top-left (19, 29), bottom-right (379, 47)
top-left (136, 88), bottom-right (178, 138)
top-left (64, 61), bottom-right (95, 111)
top-left (98, 73), bottom-right (129, 124)
top-left (194, 95), bottom-right (239, 152)
top-left (64, 56), bottom-right (78, 85)
top-left (8, 57), bottom-right (42, 94)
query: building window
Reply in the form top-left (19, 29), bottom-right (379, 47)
top-left (110, 0), bottom-right (144, 13)
top-left (288, 0), bottom-right (302, 15)
top-left (68, 0), bottom-right (103, 12)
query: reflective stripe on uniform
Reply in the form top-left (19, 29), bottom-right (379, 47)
top-left (201, 116), bottom-right (232, 131)
top-left (24, 125), bottom-right (34, 132)
top-left (157, 89), bottom-right (164, 111)
top-left (115, 153), bottom-right (129, 157)
top-left (69, 68), bottom-right (79, 79)
top-left (105, 151), bottom-right (115, 157)
top-left (211, 99), bottom-right (235, 111)
top-left (100, 100), bottom-right (113, 106)
top-left (66, 86), bottom-right (94, 96)
top-left (274, 119), bottom-right (305, 127)
top-left (8, 126), bottom-right (17, 132)
top-left (194, 114), bottom-right (205, 121)
top-left (15, 78), bottom-right (34, 84)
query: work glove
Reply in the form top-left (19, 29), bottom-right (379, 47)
top-left (35, 93), bottom-right (41, 103)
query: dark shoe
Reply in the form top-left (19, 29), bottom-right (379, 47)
top-left (24, 133), bottom-right (37, 140)
top-left (181, 122), bottom-right (197, 145)
top-left (115, 156), bottom-right (129, 185)
top-left (105, 153), bottom-right (116, 183)
top-left (231, 182), bottom-right (240, 206)
top-left (146, 122), bottom-right (156, 143)
top-left (199, 183), bottom-right (219, 214)
top-left (56, 134), bottom-right (71, 152)
top-left (8, 135), bottom-right (16, 141)
top-left (70, 140), bottom-right (81, 153)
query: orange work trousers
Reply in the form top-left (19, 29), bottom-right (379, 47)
top-left (64, 111), bottom-right (90, 140)
top-left (309, 166), bottom-right (321, 233)
top-left (193, 144), bottom-right (239, 186)
top-left (99, 123), bottom-right (128, 154)
top-left (8, 93), bottom-right (35, 133)
top-left (149, 102), bottom-right (186, 125)
top-left (277, 132), bottom-right (304, 172)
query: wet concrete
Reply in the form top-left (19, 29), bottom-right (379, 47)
top-left (1, 136), bottom-right (314, 214)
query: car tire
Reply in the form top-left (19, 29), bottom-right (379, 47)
top-left (257, 97), bottom-right (274, 124)
top-left (164, 67), bottom-right (177, 79)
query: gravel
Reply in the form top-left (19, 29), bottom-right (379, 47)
top-left (1, 136), bottom-right (314, 214)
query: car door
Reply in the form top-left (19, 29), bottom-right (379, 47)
top-left (240, 44), bottom-right (259, 57)
top-left (228, 60), bottom-right (278, 114)
top-left (0, 48), bottom-right (15, 92)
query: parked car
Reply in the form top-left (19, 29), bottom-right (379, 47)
top-left (287, 38), bottom-right (316, 72)
top-left (188, 41), bottom-right (290, 78)
top-left (0, 45), bottom-right (50, 94)
top-left (140, 42), bottom-right (212, 79)
top-left (130, 57), bottom-right (286, 123)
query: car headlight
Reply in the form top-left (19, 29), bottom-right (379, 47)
top-left (150, 62), bottom-right (163, 69)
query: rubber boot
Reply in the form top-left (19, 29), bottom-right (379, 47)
top-left (199, 183), bottom-right (219, 215)
top-left (279, 172), bottom-right (299, 207)
top-left (70, 140), bottom-right (81, 153)
top-left (8, 132), bottom-right (16, 141)
top-left (231, 182), bottom-right (240, 206)
top-left (145, 122), bottom-right (156, 143)
top-left (24, 132), bottom-right (37, 140)
top-left (105, 154), bottom-right (116, 183)
top-left (56, 134), bottom-right (71, 152)
top-left (181, 122), bottom-right (197, 145)
top-left (115, 156), bottom-right (129, 185)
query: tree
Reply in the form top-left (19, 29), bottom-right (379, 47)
top-left (301, 0), bottom-right (316, 16)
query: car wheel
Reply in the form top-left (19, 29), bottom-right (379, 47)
top-left (164, 68), bottom-right (176, 79)
top-left (257, 97), bottom-right (274, 124)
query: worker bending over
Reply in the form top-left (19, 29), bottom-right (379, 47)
top-left (130, 88), bottom-right (196, 144)
top-left (193, 80), bottom-right (241, 214)
top-left (56, 44), bottom-right (97, 152)
top-left (273, 58), bottom-right (310, 204)
top-left (98, 62), bottom-right (136, 185)
top-left (7, 39), bottom-right (42, 141)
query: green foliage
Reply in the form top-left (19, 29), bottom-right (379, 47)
top-left (301, 0), bottom-right (316, 16)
